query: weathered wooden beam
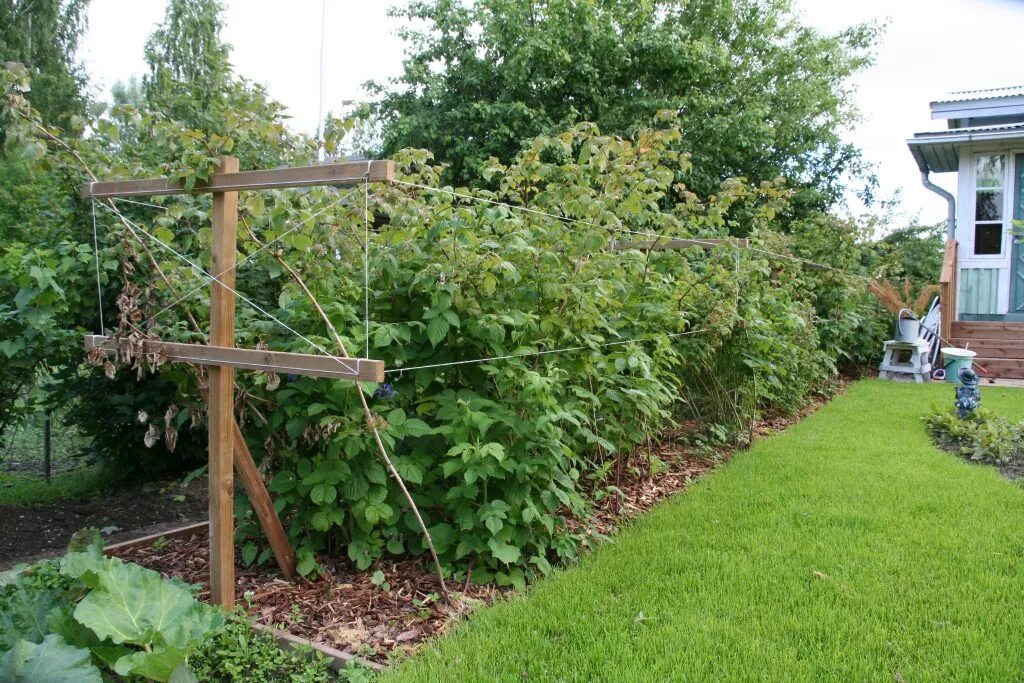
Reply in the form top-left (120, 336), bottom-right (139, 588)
top-left (209, 156), bottom-right (240, 609)
top-left (103, 521), bottom-right (210, 556)
top-left (82, 159), bottom-right (395, 199)
top-left (613, 238), bottom-right (749, 251)
top-left (232, 423), bottom-right (296, 579)
top-left (940, 238), bottom-right (958, 343)
top-left (84, 336), bottom-right (385, 383)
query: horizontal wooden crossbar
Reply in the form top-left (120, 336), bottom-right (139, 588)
top-left (81, 160), bottom-right (394, 199)
top-left (613, 238), bottom-right (749, 251)
top-left (85, 335), bottom-right (384, 382)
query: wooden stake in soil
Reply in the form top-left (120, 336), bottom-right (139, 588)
top-left (209, 155), bottom-right (240, 608)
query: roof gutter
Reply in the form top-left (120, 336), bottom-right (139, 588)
top-left (921, 171), bottom-right (956, 239)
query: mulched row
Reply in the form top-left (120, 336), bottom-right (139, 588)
top-left (112, 386), bottom-right (840, 666)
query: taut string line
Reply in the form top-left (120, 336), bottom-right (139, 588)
top-left (389, 179), bottom-right (879, 283)
top-left (117, 186), bottom-right (362, 330)
top-left (385, 326), bottom-right (712, 375)
top-left (95, 201), bottom-right (363, 377)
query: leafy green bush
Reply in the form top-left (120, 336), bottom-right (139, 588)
top-left (3, 52), bottom-right (888, 585)
top-left (230, 121), bottom-right (872, 583)
top-left (924, 408), bottom-right (1024, 464)
top-left (0, 532), bottom-right (224, 682)
top-left (0, 540), bottom-right (348, 681)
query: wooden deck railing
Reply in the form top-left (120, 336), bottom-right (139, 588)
top-left (939, 238), bottom-right (958, 342)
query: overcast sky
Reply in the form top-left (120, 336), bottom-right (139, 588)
top-left (79, 0), bottom-right (1024, 227)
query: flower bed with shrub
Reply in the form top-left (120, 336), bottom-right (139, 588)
top-left (924, 407), bottom-right (1024, 477)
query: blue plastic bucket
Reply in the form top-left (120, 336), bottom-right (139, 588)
top-left (941, 347), bottom-right (976, 383)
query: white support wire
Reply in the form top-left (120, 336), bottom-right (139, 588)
top-left (112, 197), bottom-right (170, 210)
top-left (374, 177), bottom-right (881, 376)
top-left (96, 201), bottom-right (364, 377)
top-left (385, 326), bottom-right (711, 375)
top-left (122, 185), bottom-right (362, 329)
top-left (90, 200), bottom-right (105, 334)
top-left (92, 170), bottom-right (871, 385)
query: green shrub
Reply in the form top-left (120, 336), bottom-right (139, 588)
top-left (924, 407), bottom-right (1024, 464)
top-left (0, 544), bottom-right (346, 682)
top-left (3, 58), bottom-right (887, 584)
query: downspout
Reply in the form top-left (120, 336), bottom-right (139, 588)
top-left (921, 171), bottom-right (956, 239)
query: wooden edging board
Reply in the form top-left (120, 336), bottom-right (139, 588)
top-left (253, 623), bottom-right (386, 672)
top-left (104, 520), bottom-right (384, 673)
top-left (103, 520), bottom-right (210, 555)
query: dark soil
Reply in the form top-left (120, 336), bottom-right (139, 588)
top-left (1, 385), bottom-right (841, 663)
top-left (0, 475), bottom-right (209, 569)
top-left (116, 531), bottom-right (503, 666)
top-left (929, 434), bottom-right (1024, 481)
top-left (998, 460), bottom-right (1024, 480)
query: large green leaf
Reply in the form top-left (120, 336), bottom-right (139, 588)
top-left (59, 549), bottom-right (116, 589)
top-left (71, 557), bottom-right (223, 649)
top-left (113, 645), bottom-right (190, 682)
top-left (0, 635), bottom-right (102, 683)
top-left (0, 588), bottom-right (64, 650)
top-left (426, 316), bottom-right (449, 346)
top-left (487, 539), bottom-right (522, 565)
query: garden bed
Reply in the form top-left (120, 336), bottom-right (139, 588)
top-left (924, 405), bottom-right (1024, 479)
top-left (0, 474), bottom-right (208, 568)
top-left (111, 443), bottom-right (722, 665)
top-left (104, 389), bottom-right (839, 667)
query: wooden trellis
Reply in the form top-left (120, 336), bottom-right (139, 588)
top-left (84, 157), bottom-right (392, 608)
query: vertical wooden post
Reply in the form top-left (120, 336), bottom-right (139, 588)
top-left (43, 412), bottom-right (51, 484)
top-left (209, 156), bottom-right (239, 608)
top-left (940, 238), bottom-right (958, 343)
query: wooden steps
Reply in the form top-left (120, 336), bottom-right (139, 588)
top-left (949, 322), bottom-right (1024, 379)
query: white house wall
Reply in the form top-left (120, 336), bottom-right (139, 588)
top-left (953, 142), bottom-right (1017, 316)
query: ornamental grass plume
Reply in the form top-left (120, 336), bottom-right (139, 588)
top-left (868, 278), bottom-right (939, 317)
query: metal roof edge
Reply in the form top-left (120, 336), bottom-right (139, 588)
top-left (933, 85), bottom-right (1024, 104)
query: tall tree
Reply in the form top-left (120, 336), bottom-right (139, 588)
top-left (0, 0), bottom-right (90, 131)
top-left (137, 0), bottom-right (301, 173)
top-left (143, 0), bottom-right (231, 128)
top-left (371, 0), bottom-right (878, 210)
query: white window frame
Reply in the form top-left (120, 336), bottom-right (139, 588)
top-left (969, 151), bottom-right (1011, 260)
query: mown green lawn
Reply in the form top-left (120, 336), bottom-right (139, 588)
top-left (385, 380), bottom-right (1024, 682)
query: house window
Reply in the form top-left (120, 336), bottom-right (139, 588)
top-left (974, 154), bottom-right (1005, 255)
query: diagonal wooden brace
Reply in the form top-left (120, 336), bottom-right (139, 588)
top-left (233, 422), bottom-right (296, 579)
